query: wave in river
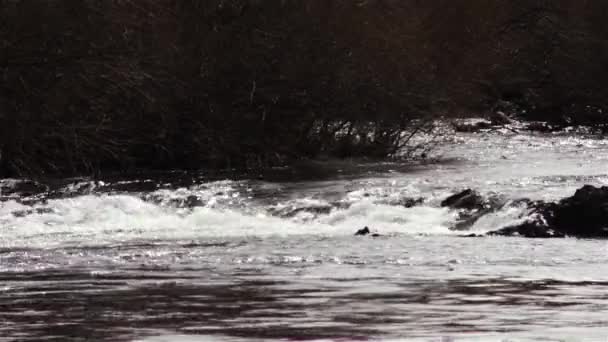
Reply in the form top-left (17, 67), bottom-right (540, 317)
top-left (0, 179), bottom-right (540, 249)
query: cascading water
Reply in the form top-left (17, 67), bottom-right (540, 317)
top-left (3, 128), bottom-right (608, 341)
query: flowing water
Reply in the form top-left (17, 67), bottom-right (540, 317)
top-left (3, 128), bottom-right (608, 341)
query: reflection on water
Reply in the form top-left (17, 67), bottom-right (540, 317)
top-left (3, 236), bottom-right (608, 341)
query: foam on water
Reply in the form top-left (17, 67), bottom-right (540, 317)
top-left (4, 129), bottom-right (608, 249)
top-left (467, 200), bottom-right (533, 233)
top-left (0, 191), bottom-right (464, 249)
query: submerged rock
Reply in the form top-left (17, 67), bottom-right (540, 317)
top-left (441, 189), bottom-right (484, 210)
top-left (381, 196), bottom-right (425, 208)
top-left (268, 202), bottom-right (350, 219)
top-left (400, 197), bottom-right (425, 208)
top-left (441, 189), bottom-right (509, 231)
top-left (489, 185), bottom-right (608, 238)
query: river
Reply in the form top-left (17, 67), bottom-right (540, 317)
top-left (2, 127), bottom-right (608, 341)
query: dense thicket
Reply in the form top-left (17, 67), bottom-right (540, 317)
top-left (1, 1), bottom-right (608, 177)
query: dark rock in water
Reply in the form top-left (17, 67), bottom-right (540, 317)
top-left (489, 185), bottom-right (608, 238)
top-left (443, 190), bottom-right (507, 231)
top-left (452, 215), bottom-right (484, 231)
top-left (355, 226), bottom-right (371, 236)
top-left (144, 194), bottom-right (205, 208)
top-left (488, 222), bottom-right (566, 238)
top-left (184, 195), bottom-right (205, 208)
top-left (354, 227), bottom-right (381, 237)
top-left (268, 203), bottom-right (344, 219)
top-left (11, 207), bottom-right (55, 218)
top-left (526, 121), bottom-right (557, 133)
top-left (548, 185), bottom-right (608, 237)
top-left (441, 189), bottom-right (484, 210)
top-left (401, 197), bottom-right (424, 208)
top-left (381, 197), bottom-right (425, 208)
top-left (450, 200), bottom-right (503, 231)
top-left (400, 197), bottom-right (425, 208)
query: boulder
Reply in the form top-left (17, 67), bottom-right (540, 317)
top-left (441, 189), bottom-right (484, 210)
top-left (488, 185), bottom-right (608, 238)
top-left (547, 185), bottom-right (608, 237)
top-left (487, 221), bottom-right (566, 238)
top-left (442, 190), bottom-right (507, 231)
top-left (355, 226), bottom-right (371, 236)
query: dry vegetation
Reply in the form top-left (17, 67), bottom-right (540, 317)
top-left (1, 0), bottom-right (608, 176)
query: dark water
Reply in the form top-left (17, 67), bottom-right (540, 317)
top-left (4, 237), bottom-right (608, 342)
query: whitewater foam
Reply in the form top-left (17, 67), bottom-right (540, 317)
top-left (0, 192), bottom-right (468, 249)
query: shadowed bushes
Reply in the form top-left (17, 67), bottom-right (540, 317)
top-left (0, 0), bottom-right (439, 177)
top-left (2, 0), bottom-right (608, 177)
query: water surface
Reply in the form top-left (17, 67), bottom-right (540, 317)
top-left (2, 129), bottom-right (608, 341)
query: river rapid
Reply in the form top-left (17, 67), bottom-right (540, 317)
top-left (3, 128), bottom-right (608, 341)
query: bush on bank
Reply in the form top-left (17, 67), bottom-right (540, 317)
top-left (2, 1), bottom-right (608, 177)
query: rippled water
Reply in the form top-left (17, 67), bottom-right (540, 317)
top-left (3, 129), bottom-right (608, 341)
